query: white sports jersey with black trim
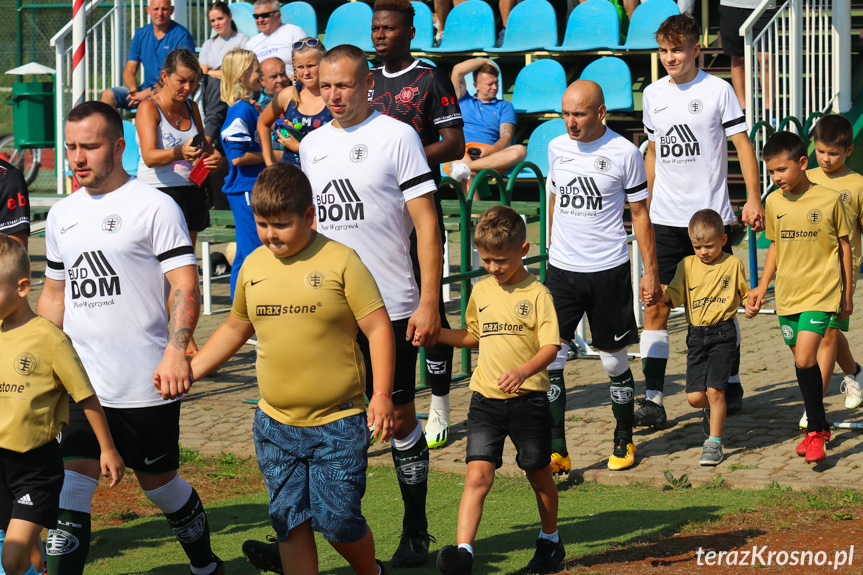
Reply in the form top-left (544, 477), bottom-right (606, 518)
top-left (642, 69), bottom-right (748, 227)
top-left (44, 178), bottom-right (197, 408)
top-left (546, 128), bottom-right (649, 273)
top-left (299, 111), bottom-right (437, 320)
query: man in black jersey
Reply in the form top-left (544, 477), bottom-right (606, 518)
top-left (0, 159), bottom-right (30, 248)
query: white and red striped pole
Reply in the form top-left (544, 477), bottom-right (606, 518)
top-left (71, 0), bottom-right (86, 107)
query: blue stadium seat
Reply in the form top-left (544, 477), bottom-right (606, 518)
top-left (122, 120), bottom-right (139, 177)
top-left (425, 0), bottom-right (495, 53)
top-left (619, 0), bottom-right (680, 50)
top-left (511, 59), bottom-right (566, 113)
top-left (516, 119), bottom-right (566, 179)
top-left (324, 2), bottom-right (374, 52)
top-left (281, 1), bottom-right (317, 38)
top-left (579, 57), bottom-right (634, 111)
top-left (551, 0), bottom-right (619, 51)
top-left (485, 0), bottom-right (557, 52)
top-left (418, 57), bottom-right (437, 67)
top-left (411, 1), bottom-right (435, 51)
top-left (228, 2), bottom-right (257, 39)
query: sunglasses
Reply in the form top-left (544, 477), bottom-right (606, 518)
top-left (253, 10), bottom-right (278, 20)
top-left (293, 38), bottom-right (320, 50)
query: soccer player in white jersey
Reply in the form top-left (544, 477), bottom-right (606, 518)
top-left (635, 14), bottom-right (764, 428)
top-left (302, 45), bottom-right (442, 568)
top-left (545, 80), bottom-right (662, 472)
top-left (36, 102), bottom-right (224, 575)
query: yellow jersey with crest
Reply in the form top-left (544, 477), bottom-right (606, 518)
top-left (808, 167), bottom-right (863, 294)
top-left (666, 253), bottom-right (748, 326)
top-left (765, 184), bottom-right (850, 315)
top-left (465, 275), bottom-right (560, 399)
top-left (0, 316), bottom-right (96, 453)
top-left (232, 233), bottom-right (384, 427)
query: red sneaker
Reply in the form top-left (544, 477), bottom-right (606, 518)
top-left (805, 431), bottom-right (831, 464)
top-left (796, 433), bottom-right (813, 456)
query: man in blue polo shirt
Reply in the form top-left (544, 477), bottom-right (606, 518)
top-left (100, 0), bottom-right (195, 110)
top-left (446, 58), bottom-right (526, 187)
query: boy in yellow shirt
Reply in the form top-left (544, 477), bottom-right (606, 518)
top-left (747, 131), bottom-right (852, 465)
top-left (0, 235), bottom-right (123, 575)
top-left (187, 164), bottom-right (395, 575)
top-left (655, 209), bottom-right (748, 466)
top-left (808, 115), bottom-right (863, 416)
top-left (426, 206), bottom-right (563, 575)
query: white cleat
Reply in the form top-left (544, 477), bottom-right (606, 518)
top-left (424, 408), bottom-right (450, 449)
top-left (841, 374), bottom-right (863, 409)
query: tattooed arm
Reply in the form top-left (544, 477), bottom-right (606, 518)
top-left (153, 264), bottom-right (201, 400)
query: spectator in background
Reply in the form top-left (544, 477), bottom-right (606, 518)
top-left (446, 58), bottom-right (526, 189)
top-left (246, 0), bottom-right (305, 78)
top-left (100, 0), bottom-right (194, 110)
top-left (0, 159), bottom-right (29, 249)
top-left (719, 0), bottom-right (776, 110)
top-left (257, 57), bottom-right (290, 109)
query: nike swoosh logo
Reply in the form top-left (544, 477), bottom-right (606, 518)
top-left (810, 319), bottom-right (826, 325)
top-left (558, 158), bottom-right (574, 164)
top-left (654, 107), bottom-right (669, 113)
top-left (313, 155), bottom-right (328, 164)
top-left (251, 279), bottom-right (265, 286)
top-left (479, 305), bottom-right (489, 312)
top-left (689, 285), bottom-right (700, 291)
top-left (613, 330), bottom-right (631, 342)
top-left (144, 454), bottom-right (167, 465)
top-left (777, 214), bottom-right (788, 219)
top-left (60, 223), bottom-right (79, 234)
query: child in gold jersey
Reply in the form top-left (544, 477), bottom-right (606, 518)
top-left (190, 164), bottom-right (395, 575)
top-left (421, 206), bottom-right (563, 575)
top-left (652, 209), bottom-right (748, 466)
top-left (0, 235), bottom-right (123, 575)
top-left (747, 131), bottom-right (853, 465)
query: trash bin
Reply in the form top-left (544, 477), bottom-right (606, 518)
top-left (9, 81), bottom-right (55, 148)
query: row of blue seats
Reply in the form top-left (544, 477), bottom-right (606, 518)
top-left (229, 0), bottom-right (680, 53)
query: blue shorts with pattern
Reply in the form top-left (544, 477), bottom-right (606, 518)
top-left (253, 409), bottom-right (369, 543)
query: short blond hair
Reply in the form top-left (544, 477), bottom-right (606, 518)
top-left (688, 209), bottom-right (724, 242)
top-left (221, 48), bottom-right (258, 106)
top-left (473, 205), bottom-right (526, 252)
top-left (0, 234), bottom-right (29, 286)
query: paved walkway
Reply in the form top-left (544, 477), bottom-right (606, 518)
top-left (25, 236), bottom-right (863, 491)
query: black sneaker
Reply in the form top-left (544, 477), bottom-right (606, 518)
top-left (437, 544), bottom-right (473, 575)
top-left (242, 535), bottom-right (283, 574)
top-left (525, 537), bottom-right (565, 574)
top-left (391, 531), bottom-right (435, 567)
top-left (633, 398), bottom-right (667, 428)
top-left (702, 408), bottom-right (710, 437)
top-left (377, 559), bottom-right (391, 575)
top-left (726, 381), bottom-right (744, 415)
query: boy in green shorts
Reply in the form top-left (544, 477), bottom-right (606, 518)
top-left (424, 206), bottom-right (563, 575)
top-left (187, 163), bottom-right (395, 575)
top-left (746, 131), bottom-right (852, 465)
top-left (653, 209), bottom-right (748, 466)
top-left (809, 115), bottom-right (863, 417)
top-left (0, 235), bottom-right (123, 575)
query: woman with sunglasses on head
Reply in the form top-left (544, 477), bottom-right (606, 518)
top-left (256, 38), bottom-right (331, 167)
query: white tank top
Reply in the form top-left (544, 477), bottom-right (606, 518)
top-left (136, 99), bottom-right (199, 188)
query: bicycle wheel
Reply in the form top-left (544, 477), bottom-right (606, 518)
top-left (0, 133), bottom-right (40, 186)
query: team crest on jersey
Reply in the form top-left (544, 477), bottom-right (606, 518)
top-left (720, 275), bottom-right (732, 291)
top-left (102, 214), bottom-right (122, 233)
top-left (841, 190), bottom-right (851, 205)
top-left (305, 271), bottom-right (325, 289)
top-left (594, 156), bottom-right (611, 172)
top-left (349, 144), bottom-right (369, 163)
top-left (514, 300), bottom-right (533, 319)
top-left (14, 352), bottom-right (36, 375)
top-left (807, 209), bottom-right (823, 225)
top-left (395, 86), bottom-right (420, 103)
top-left (688, 99), bottom-right (704, 114)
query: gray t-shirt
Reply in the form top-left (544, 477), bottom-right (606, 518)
top-left (199, 32), bottom-right (249, 70)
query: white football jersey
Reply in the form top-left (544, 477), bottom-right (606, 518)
top-left (44, 178), bottom-right (197, 408)
top-left (246, 23), bottom-right (305, 77)
top-left (642, 69), bottom-right (748, 227)
top-left (546, 128), bottom-right (648, 273)
top-left (299, 111), bottom-right (437, 320)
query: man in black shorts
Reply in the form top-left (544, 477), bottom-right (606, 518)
top-left (719, 0), bottom-right (777, 110)
top-left (0, 158), bottom-right (30, 248)
top-left (36, 102), bottom-right (223, 575)
top-left (369, 0), bottom-right (465, 456)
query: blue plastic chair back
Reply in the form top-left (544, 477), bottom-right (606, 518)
top-left (418, 57), bottom-right (437, 67)
top-left (518, 119), bottom-right (566, 178)
top-left (411, 1), bottom-right (435, 51)
top-left (122, 120), bottom-right (139, 177)
top-left (485, 0), bottom-right (557, 52)
top-left (580, 57), bottom-right (634, 111)
top-left (281, 2), bottom-right (317, 38)
top-left (324, 2), bottom-right (374, 52)
top-left (621, 0), bottom-right (680, 49)
top-left (511, 59), bottom-right (566, 113)
top-left (228, 2), bottom-right (258, 39)
top-left (553, 0), bottom-right (619, 51)
top-left (425, 0), bottom-right (495, 52)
